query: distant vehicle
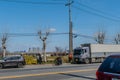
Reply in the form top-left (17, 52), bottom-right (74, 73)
top-left (0, 55), bottom-right (25, 69)
top-left (73, 43), bottom-right (120, 64)
top-left (96, 54), bottom-right (120, 80)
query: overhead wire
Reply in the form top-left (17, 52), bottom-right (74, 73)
top-left (1, 0), bottom-right (119, 22)
top-left (0, 32), bottom-right (94, 39)
top-left (75, 1), bottom-right (120, 19)
top-left (0, 0), bottom-right (65, 5)
top-left (0, 32), bottom-right (115, 42)
top-left (1, 32), bottom-right (69, 37)
top-left (73, 33), bottom-right (95, 39)
top-left (72, 5), bottom-right (120, 22)
top-left (73, 33), bottom-right (116, 43)
top-left (5, 33), bottom-right (96, 40)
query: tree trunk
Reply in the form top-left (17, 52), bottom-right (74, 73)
top-left (3, 49), bottom-right (6, 57)
top-left (43, 41), bottom-right (47, 62)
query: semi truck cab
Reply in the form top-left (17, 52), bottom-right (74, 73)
top-left (73, 47), bottom-right (90, 63)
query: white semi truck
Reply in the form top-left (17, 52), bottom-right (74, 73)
top-left (73, 43), bottom-right (120, 63)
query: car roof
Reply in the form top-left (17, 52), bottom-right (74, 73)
top-left (108, 54), bottom-right (120, 57)
top-left (5, 55), bottom-right (21, 58)
top-left (7, 55), bottom-right (21, 57)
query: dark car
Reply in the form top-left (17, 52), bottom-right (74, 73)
top-left (0, 55), bottom-right (25, 69)
top-left (96, 54), bottom-right (120, 80)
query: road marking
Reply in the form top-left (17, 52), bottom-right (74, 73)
top-left (0, 68), bottom-right (96, 79)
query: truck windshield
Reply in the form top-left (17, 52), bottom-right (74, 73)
top-left (74, 49), bottom-right (84, 55)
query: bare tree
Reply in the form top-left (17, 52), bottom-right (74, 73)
top-left (55, 46), bottom-right (63, 56)
top-left (94, 30), bottom-right (106, 44)
top-left (1, 33), bottom-right (8, 57)
top-left (114, 33), bottom-right (120, 44)
top-left (55, 46), bottom-right (67, 56)
top-left (55, 46), bottom-right (63, 53)
top-left (38, 30), bottom-right (49, 62)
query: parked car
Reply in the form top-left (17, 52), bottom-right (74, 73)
top-left (96, 54), bottom-right (120, 80)
top-left (0, 55), bottom-right (25, 69)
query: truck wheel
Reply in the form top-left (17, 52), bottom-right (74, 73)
top-left (0, 64), bottom-right (3, 69)
top-left (17, 63), bottom-right (23, 68)
top-left (84, 59), bottom-right (90, 64)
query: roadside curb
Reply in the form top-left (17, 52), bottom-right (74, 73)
top-left (24, 63), bottom-right (71, 69)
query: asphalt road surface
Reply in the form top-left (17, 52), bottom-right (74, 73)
top-left (0, 63), bottom-right (101, 80)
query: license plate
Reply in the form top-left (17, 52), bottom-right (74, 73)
top-left (112, 78), bottom-right (120, 80)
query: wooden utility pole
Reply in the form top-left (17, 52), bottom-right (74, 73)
top-left (65, 0), bottom-right (73, 55)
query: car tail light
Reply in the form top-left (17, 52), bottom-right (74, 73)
top-left (96, 71), bottom-right (104, 80)
top-left (96, 71), bottom-right (113, 80)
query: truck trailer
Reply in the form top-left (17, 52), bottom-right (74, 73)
top-left (73, 43), bottom-right (120, 64)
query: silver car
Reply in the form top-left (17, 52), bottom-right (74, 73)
top-left (0, 55), bottom-right (25, 69)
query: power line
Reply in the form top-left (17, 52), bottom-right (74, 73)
top-left (72, 5), bottom-right (120, 22)
top-left (0, 32), bottom-right (115, 42)
top-left (0, 32), bottom-right (69, 37)
top-left (73, 33), bottom-right (95, 39)
top-left (50, 0), bottom-right (66, 1)
top-left (73, 33), bottom-right (115, 43)
top-left (0, 32), bottom-right (94, 39)
top-left (5, 32), bottom-right (94, 39)
top-left (0, 0), bottom-right (65, 5)
top-left (75, 1), bottom-right (120, 19)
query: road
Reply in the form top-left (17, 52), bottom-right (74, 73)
top-left (0, 63), bottom-right (101, 80)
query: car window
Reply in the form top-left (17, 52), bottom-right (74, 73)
top-left (5, 57), bottom-right (12, 60)
top-left (4, 56), bottom-right (21, 61)
top-left (12, 57), bottom-right (18, 60)
top-left (98, 56), bottom-right (120, 73)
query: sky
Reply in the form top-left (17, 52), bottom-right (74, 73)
top-left (0, 0), bottom-right (120, 52)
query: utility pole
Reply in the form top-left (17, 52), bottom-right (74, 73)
top-left (65, 0), bottom-right (73, 55)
